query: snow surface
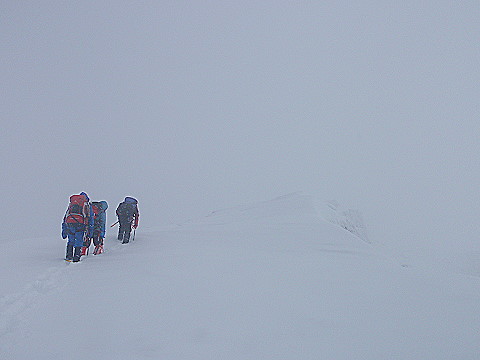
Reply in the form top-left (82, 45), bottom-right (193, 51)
top-left (1, 193), bottom-right (479, 359)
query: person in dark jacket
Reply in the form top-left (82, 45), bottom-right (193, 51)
top-left (116, 197), bottom-right (139, 244)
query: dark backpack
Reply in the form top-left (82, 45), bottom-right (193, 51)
top-left (117, 202), bottom-right (137, 220)
top-left (65, 195), bottom-right (88, 225)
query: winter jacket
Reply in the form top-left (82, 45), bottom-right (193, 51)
top-left (94, 201), bottom-right (108, 238)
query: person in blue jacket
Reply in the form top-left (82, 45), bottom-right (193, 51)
top-left (82, 200), bottom-right (108, 255)
top-left (62, 192), bottom-right (94, 262)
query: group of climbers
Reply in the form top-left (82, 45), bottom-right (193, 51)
top-left (61, 192), bottom-right (139, 262)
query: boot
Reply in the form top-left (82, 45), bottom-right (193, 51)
top-left (73, 247), bottom-right (82, 262)
top-left (80, 246), bottom-right (88, 256)
top-left (65, 244), bottom-right (74, 261)
top-left (93, 244), bottom-right (104, 255)
top-left (122, 230), bottom-right (130, 244)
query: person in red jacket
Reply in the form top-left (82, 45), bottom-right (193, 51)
top-left (116, 196), bottom-right (139, 243)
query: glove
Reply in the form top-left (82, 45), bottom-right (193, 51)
top-left (61, 223), bottom-right (68, 239)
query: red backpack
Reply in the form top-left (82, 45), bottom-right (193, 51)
top-left (65, 195), bottom-right (88, 224)
top-left (91, 202), bottom-right (100, 217)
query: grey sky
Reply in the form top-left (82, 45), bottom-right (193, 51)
top-left (1, 1), bottom-right (479, 260)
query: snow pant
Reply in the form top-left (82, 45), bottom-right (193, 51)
top-left (118, 219), bottom-right (132, 243)
top-left (82, 230), bottom-right (104, 255)
top-left (66, 228), bottom-right (85, 247)
top-left (92, 230), bottom-right (104, 246)
top-left (84, 232), bottom-right (103, 247)
top-left (66, 223), bottom-right (85, 261)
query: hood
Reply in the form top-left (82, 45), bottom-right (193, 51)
top-left (80, 192), bottom-right (90, 201)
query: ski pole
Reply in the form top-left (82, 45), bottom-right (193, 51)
top-left (132, 228), bottom-right (136, 241)
top-left (110, 221), bottom-right (119, 227)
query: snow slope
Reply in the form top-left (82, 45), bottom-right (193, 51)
top-left (1, 193), bottom-right (479, 359)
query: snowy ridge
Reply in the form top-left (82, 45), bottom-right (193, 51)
top-left (1, 193), bottom-right (479, 359)
top-left (316, 199), bottom-right (369, 243)
top-left (198, 193), bottom-right (369, 244)
top-left (201, 193), bottom-right (320, 224)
